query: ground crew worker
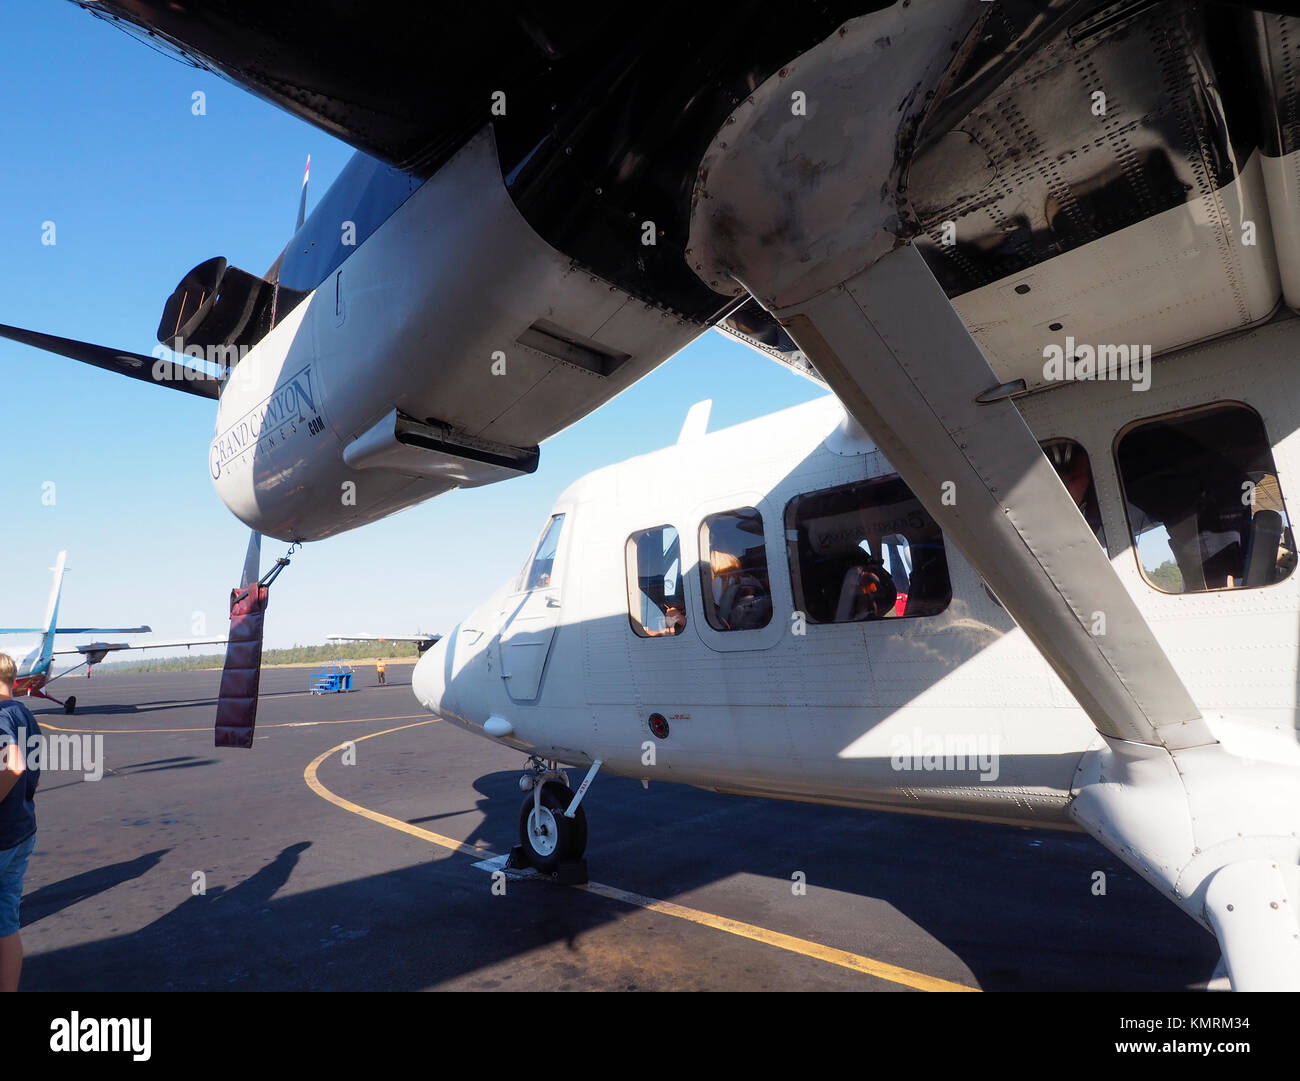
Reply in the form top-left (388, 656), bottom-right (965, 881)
top-left (0, 652), bottom-right (40, 992)
top-left (376, 658), bottom-right (386, 686)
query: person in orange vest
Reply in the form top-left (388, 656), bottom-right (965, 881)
top-left (376, 658), bottom-right (386, 686)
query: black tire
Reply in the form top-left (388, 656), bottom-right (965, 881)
top-left (518, 780), bottom-right (587, 873)
top-left (64, 696), bottom-right (77, 715)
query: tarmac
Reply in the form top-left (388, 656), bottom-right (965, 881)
top-left (16, 663), bottom-right (1221, 991)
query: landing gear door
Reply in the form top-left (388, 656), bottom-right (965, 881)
top-left (497, 511), bottom-right (568, 700)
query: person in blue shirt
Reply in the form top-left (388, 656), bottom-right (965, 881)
top-left (0, 652), bottom-right (39, 992)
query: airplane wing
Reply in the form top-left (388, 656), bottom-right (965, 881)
top-left (327, 634), bottom-right (441, 653)
top-left (0, 625), bottom-right (151, 635)
top-left (66, 0), bottom-right (804, 322)
top-left (0, 323), bottom-right (220, 399)
top-left (52, 638), bottom-right (229, 664)
top-left (51, 626), bottom-right (151, 635)
top-left (71, 3), bottom-right (635, 171)
top-left (326, 634), bottom-right (439, 642)
top-left (41, 637), bottom-right (230, 686)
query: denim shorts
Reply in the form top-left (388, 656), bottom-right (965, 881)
top-left (0, 833), bottom-right (35, 936)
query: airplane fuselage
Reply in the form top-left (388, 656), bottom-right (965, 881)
top-left (415, 314), bottom-right (1300, 829)
top-left (4, 649), bottom-right (53, 701)
top-left (13, 672), bottom-right (49, 698)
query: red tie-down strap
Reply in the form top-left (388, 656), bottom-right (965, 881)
top-left (214, 582), bottom-right (269, 748)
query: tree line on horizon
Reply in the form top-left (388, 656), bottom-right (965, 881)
top-left (93, 639), bottom-right (423, 674)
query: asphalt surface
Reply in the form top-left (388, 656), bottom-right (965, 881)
top-left (16, 665), bottom-right (1221, 991)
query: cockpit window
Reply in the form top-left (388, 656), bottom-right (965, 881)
top-left (784, 475), bottom-right (951, 622)
top-left (1041, 438), bottom-right (1107, 554)
top-left (699, 508), bottom-right (773, 631)
top-left (1116, 402), bottom-right (1296, 593)
top-left (521, 513), bottom-right (565, 592)
top-left (626, 526), bottom-right (686, 638)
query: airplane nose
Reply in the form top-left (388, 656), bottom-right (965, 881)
top-left (412, 633), bottom-right (449, 714)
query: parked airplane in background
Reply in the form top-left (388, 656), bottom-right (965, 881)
top-left (415, 376), bottom-right (1300, 992)
top-left (326, 634), bottom-right (442, 654)
top-left (0, 553), bottom-right (226, 714)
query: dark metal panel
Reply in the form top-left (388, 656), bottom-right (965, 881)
top-left (910, 1), bottom-right (1264, 296)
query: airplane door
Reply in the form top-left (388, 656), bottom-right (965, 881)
top-left (496, 511), bottom-right (567, 700)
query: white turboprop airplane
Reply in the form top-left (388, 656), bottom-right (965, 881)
top-left (0, 552), bottom-right (227, 714)
top-left (5, 1), bottom-right (1300, 988)
top-left (414, 383), bottom-right (1300, 993)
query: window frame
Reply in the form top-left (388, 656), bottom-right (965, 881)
top-left (697, 505), bottom-right (775, 634)
top-left (1112, 400), bottom-right (1295, 595)
top-left (516, 512), bottom-right (566, 594)
top-left (782, 472), bottom-right (953, 625)
top-left (625, 524), bottom-right (687, 639)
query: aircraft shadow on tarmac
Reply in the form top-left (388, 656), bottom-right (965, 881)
top-left (447, 767), bottom-right (1221, 992)
top-left (21, 763), bottom-right (1218, 992)
top-left (39, 756), bottom-right (221, 794)
top-left (110, 755), bottom-right (222, 776)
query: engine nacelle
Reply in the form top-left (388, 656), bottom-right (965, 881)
top-left (207, 128), bottom-right (704, 542)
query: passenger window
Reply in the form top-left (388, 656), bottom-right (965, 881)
top-left (785, 475), bottom-right (951, 623)
top-left (1041, 438), bottom-right (1107, 553)
top-left (522, 514), bottom-right (565, 591)
top-left (626, 526), bottom-right (686, 638)
top-left (1116, 402), bottom-right (1296, 593)
top-left (699, 508), bottom-right (773, 631)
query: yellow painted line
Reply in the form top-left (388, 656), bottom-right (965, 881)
top-left (304, 725), bottom-right (977, 992)
top-left (304, 720), bottom-right (485, 859)
top-left (42, 713), bottom-right (432, 735)
top-left (578, 880), bottom-right (974, 991)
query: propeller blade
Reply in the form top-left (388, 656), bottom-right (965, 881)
top-left (241, 531), bottom-right (262, 588)
top-left (0, 322), bottom-right (221, 399)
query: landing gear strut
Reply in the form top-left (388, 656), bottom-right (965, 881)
top-left (28, 685), bottom-right (76, 714)
top-left (514, 757), bottom-right (590, 875)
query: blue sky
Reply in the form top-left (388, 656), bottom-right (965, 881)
top-left (0, 1), bottom-right (825, 652)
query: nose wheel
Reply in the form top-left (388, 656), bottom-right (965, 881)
top-left (518, 781), bottom-right (587, 874)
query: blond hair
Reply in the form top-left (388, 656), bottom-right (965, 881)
top-left (709, 549), bottom-right (741, 577)
top-left (0, 653), bottom-right (16, 687)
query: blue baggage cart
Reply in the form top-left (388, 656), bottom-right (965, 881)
top-left (309, 660), bottom-right (355, 693)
